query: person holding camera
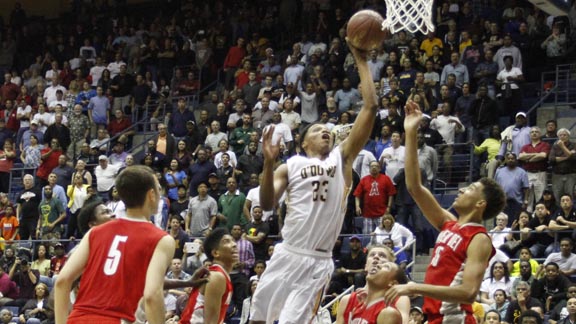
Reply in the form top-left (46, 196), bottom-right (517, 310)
top-left (6, 256), bottom-right (40, 308)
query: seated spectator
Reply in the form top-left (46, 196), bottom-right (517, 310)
top-left (536, 237), bottom-right (576, 278)
top-left (240, 279), bottom-right (259, 324)
top-left (165, 258), bottom-right (191, 298)
top-left (331, 235), bottom-right (366, 293)
top-left (30, 243), bottom-right (51, 288)
top-left (490, 212), bottom-right (511, 249)
top-left (523, 203), bottom-right (554, 258)
top-left (382, 237), bottom-right (409, 272)
top-left (371, 213), bottom-right (414, 250)
top-left (473, 125), bottom-right (502, 179)
top-left (480, 261), bottom-right (513, 306)
top-left (510, 247), bottom-right (540, 278)
top-left (503, 282), bottom-right (542, 324)
top-left (531, 262), bottom-right (570, 312)
top-left (489, 290), bottom-right (510, 320)
top-left (0, 308), bottom-right (17, 324)
top-left (549, 286), bottom-right (576, 324)
top-left (108, 141), bottom-right (128, 166)
top-left (94, 155), bottom-right (121, 201)
top-left (204, 121), bottom-right (227, 152)
top-left (6, 255), bottom-right (40, 309)
top-left (214, 140), bottom-right (237, 169)
top-left (511, 260), bottom-right (536, 301)
top-left (89, 128), bottom-right (110, 153)
top-left (549, 194), bottom-right (576, 242)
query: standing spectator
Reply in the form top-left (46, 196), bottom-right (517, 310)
top-left (42, 76), bottom-right (66, 105)
top-left (379, 131), bottom-right (406, 182)
top-left (279, 98), bottom-right (301, 132)
top-left (519, 127), bottom-right (550, 212)
top-left (218, 177), bottom-right (247, 231)
top-left (474, 50), bottom-right (499, 99)
top-left (470, 85), bottom-right (499, 144)
top-left (66, 173), bottom-right (89, 239)
top-left (186, 181), bottom-right (218, 238)
top-left (168, 98), bottom-right (195, 140)
top-left (430, 102), bottom-right (465, 183)
top-left (20, 119), bottom-right (43, 152)
top-left (230, 224), bottom-right (254, 312)
top-left (130, 74), bottom-right (151, 120)
top-left (494, 34), bottom-right (523, 72)
top-left (244, 206), bottom-right (270, 262)
top-left (108, 108), bottom-right (134, 141)
top-left (88, 86), bottom-right (111, 137)
top-left (204, 121), bottom-right (227, 151)
top-left (242, 71), bottom-right (262, 110)
top-left (167, 215), bottom-right (190, 260)
top-left (0, 140), bottom-right (15, 194)
top-left (420, 32), bottom-right (444, 57)
top-left (416, 132), bottom-right (439, 185)
top-left (66, 104), bottom-right (90, 159)
top-left (354, 161), bottom-right (396, 234)
top-left (44, 112), bottom-right (71, 150)
top-left (154, 123), bottom-right (176, 169)
top-left (94, 155), bottom-right (120, 202)
top-left (494, 152), bottom-right (529, 222)
top-left (165, 159), bottom-right (188, 202)
top-left (37, 185), bottom-right (66, 240)
top-left (496, 56), bottom-right (524, 119)
top-left (109, 64), bottom-right (135, 113)
top-left (0, 73), bottom-right (19, 105)
top-left (283, 56), bottom-right (305, 91)
top-left (549, 128), bottom-right (576, 202)
top-left (106, 53), bottom-right (125, 79)
top-left (223, 37), bottom-right (246, 90)
top-left (229, 113), bottom-right (254, 156)
top-left (52, 156), bottom-right (74, 189)
top-left (498, 112), bottom-right (531, 158)
top-left (187, 149), bottom-right (216, 197)
top-left (441, 52), bottom-right (469, 87)
top-left (541, 24), bottom-right (567, 67)
top-left (36, 138), bottom-right (63, 188)
top-left (398, 58), bottom-right (418, 95)
top-left (524, 203), bottom-right (555, 258)
top-left (16, 174), bottom-right (41, 240)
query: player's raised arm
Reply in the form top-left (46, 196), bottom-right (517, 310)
top-left (403, 101), bottom-right (455, 229)
top-left (340, 44), bottom-right (378, 164)
top-left (260, 125), bottom-right (288, 211)
top-left (54, 231), bottom-right (92, 324)
top-left (143, 235), bottom-right (175, 324)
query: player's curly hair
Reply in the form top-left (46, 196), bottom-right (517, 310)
top-left (479, 178), bottom-right (506, 221)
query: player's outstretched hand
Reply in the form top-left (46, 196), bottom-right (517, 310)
top-left (262, 125), bottom-right (281, 161)
top-left (189, 267), bottom-right (210, 288)
top-left (403, 100), bottom-right (422, 133)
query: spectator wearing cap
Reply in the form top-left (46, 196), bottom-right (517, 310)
top-left (168, 98), bottom-right (196, 140)
top-left (498, 112), bottom-right (531, 159)
top-left (410, 306), bottom-right (425, 324)
top-left (50, 243), bottom-right (67, 280)
top-left (549, 128), bottom-right (576, 202)
top-left (185, 182), bottom-right (218, 237)
top-left (331, 235), bottom-right (366, 292)
top-left (109, 141), bottom-right (128, 166)
top-left (188, 148), bottom-right (216, 197)
top-left (496, 55), bottom-right (524, 120)
top-left (94, 155), bottom-right (120, 201)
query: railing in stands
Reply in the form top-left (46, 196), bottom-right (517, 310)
top-left (316, 284), bottom-right (355, 324)
top-left (432, 142), bottom-right (474, 193)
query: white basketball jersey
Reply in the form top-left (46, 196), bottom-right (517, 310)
top-left (282, 147), bottom-right (348, 252)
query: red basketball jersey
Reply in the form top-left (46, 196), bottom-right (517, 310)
top-left (343, 291), bottom-right (397, 324)
top-left (423, 221), bottom-right (494, 324)
top-left (179, 264), bottom-right (232, 324)
top-left (68, 218), bottom-right (167, 323)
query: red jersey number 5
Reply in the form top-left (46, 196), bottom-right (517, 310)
top-left (104, 235), bottom-right (128, 275)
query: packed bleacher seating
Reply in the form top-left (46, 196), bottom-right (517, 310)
top-left (0, 0), bottom-right (574, 322)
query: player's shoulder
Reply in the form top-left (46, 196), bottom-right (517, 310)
top-left (377, 307), bottom-right (402, 324)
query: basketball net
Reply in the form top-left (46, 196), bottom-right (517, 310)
top-left (382, 0), bottom-right (435, 34)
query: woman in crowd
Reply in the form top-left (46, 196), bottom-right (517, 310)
top-left (164, 159), bottom-right (188, 202)
top-left (174, 139), bottom-right (193, 171)
top-left (66, 173), bottom-right (90, 239)
top-left (371, 214), bottom-right (414, 250)
top-left (480, 261), bottom-right (513, 306)
top-left (19, 283), bottom-right (53, 324)
top-left (489, 289), bottom-right (510, 320)
top-left (70, 160), bottom-right (92, 186)
top-left (30, 243), bottom-right (51, 288)
top-left (106, 186), bottom-right (126, 219)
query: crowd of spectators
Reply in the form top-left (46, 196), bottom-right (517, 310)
top-left (0, 0), bottom-right (573, 322)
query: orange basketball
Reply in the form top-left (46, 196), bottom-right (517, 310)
top-left (346, 10), bottom-right (388, 51)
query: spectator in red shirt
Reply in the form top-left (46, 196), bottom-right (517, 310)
top-left (36, 138), bottom-right (63, 188)
top-left (235, 60), bottom-right (252, 90)
top-left (223, 37), bottom-right (246, 90)
top-left (50, 243), bottom-right (68, 278)
top-left (1, 100), bottom-right (19, 134)
top-left (0, 73), bottom-right (19, 105)
top-left (354, 161), bottom-right (397, 234)
top-left (108, 108), bottom-right (134, 142)
top-left (0, 139), bottom-right (16, 194)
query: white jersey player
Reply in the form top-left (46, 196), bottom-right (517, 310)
top-left (250, 44), bottom-right (379, 324)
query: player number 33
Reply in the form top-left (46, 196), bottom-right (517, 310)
top-left (312, 180), bottom-right (329, 202)
top-left (103, 235), bottom-right (128, 275)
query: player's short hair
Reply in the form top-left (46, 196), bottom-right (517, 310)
top-left (479, 178), bottom-right (506, 221)
top-left (204, 228), bottom-right (230, 261)
top-left (545, 262), bottom-right (560, 270)
top-left (367, 243), bottom-right (396, 263)
top-left (77, 201), bottom-right (102, 235)
top-left (115, 165), bottom-right (158, 209)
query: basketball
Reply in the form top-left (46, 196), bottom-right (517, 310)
top-left (346, 10), bottom-right (388, 51)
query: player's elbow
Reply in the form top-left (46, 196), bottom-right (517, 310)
top-left (461, 288), bottom-right (478, 304)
